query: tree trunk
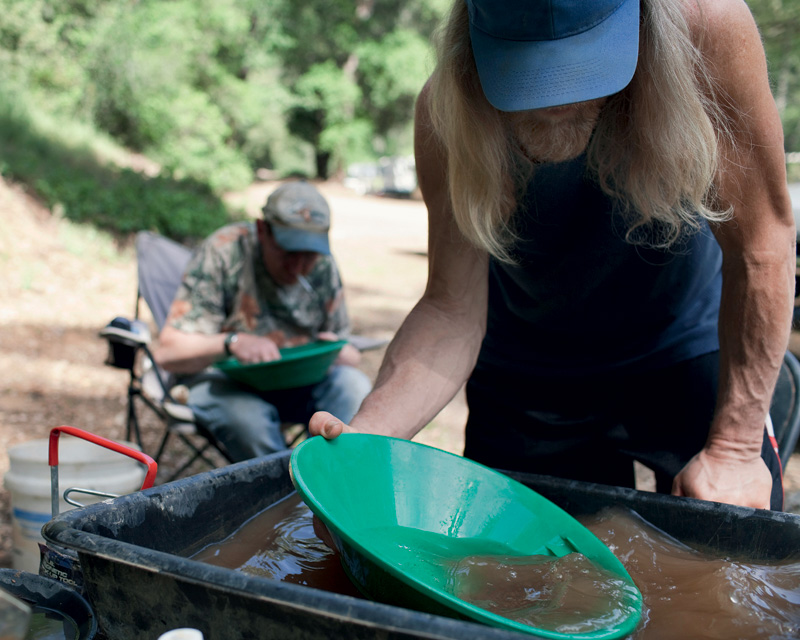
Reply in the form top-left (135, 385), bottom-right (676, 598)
top-left (315, 150), bottom-right (331, 180)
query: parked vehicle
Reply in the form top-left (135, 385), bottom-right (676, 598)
top-left (344, 156), bottom-right (417, 198)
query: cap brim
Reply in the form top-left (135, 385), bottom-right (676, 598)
top-left (470, 0), bottom-right (640, 111)
top-left (272, 226), bottom-right (331, 255)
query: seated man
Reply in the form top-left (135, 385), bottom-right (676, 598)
top-left (153, 180), bottom-right (371, 461)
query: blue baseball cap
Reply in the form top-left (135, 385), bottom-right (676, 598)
top-left (466, 0), bottom-right (640, 112)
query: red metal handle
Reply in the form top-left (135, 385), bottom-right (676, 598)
top-left (49, 425), bottom-right (158, 490)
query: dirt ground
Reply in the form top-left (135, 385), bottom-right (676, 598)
top-left (1, 175), bottom-right (798, 570)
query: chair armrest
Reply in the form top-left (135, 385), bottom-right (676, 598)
top-left (163, 401), bottom-right (196, 425)
top-left (99, 317), bottom-right (152, 346)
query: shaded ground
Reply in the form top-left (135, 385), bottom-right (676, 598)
top-left (1, 175), bottom-right (798, 571)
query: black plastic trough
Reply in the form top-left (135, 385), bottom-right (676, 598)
top-left (0, 568), bottom-right (97, 639)
top-left (42, 449), bottom-right (800, 640)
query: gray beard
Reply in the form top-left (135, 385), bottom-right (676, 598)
top-left (507, 103), bottom-right (603, 163)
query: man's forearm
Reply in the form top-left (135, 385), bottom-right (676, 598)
top-left (349, 296), bottom-right (485, 440)
top-left (154, 329), bottom-right (228, 374)
top-left (710, 255), bottom-right (794, 454)
top-left (672, 249), bottom-right (793, 507)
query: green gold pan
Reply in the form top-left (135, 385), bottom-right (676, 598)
top-left (290, 434), bottom-right (642, 639)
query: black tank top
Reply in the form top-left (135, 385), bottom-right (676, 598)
top-left (477, 155), bottom-right (722, 376)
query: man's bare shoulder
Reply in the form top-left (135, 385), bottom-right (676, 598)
top-left (684, 0), bottom-right (753, 25)
top-left (681, 0), bottom-right (775, 124)
top-left (683, 0), bottom-right (761, 56)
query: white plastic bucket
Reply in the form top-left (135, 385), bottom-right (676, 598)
top-left (4, 436), bottom-right (146, 573)
top-left (158, 630), bottom-right (205, 640)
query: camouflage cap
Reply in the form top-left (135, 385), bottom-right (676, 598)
top-left (261, 181), bottom-right (331, 255)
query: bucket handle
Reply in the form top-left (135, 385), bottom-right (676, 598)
top-left (48, 425), bottom-right (158, 518)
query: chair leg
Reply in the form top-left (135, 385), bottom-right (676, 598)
top-left (158, 425), bottom-right (233, 482)
top-left (153, 427), bottom-right (173, 466)
top-left (191, 422), bottom-right (235, 465)
top-left (159, 433), bottom-right (227, 483)
top-left (125, 388), bottom-right (144, 451)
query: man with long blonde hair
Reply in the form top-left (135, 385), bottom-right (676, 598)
top-left (312, 0), bottom-right (794, 510)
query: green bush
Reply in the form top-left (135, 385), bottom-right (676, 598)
top-left (0, 88), bottom-right (233, 243)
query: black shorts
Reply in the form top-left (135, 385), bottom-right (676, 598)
top-left (464, 352), bottom-right (784, 510)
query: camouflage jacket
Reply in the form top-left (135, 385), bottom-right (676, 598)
top-left (167, 222), bottom-right (350, 346)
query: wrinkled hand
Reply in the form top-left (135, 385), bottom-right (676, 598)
top-left (229, 334), bottom-right (281, 364)
top-left (672, 448), bottom-right (773, 509)
top-left (309, 411), bottom-right (356, 439)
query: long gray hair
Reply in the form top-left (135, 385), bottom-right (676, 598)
top-left (426, 0), bottom-right (733, 263)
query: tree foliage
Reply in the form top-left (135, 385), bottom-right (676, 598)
top-left (0, 0), bottom-right (797, 240)
top-left (0, 0), bottom-right (446, 191)
top-left (0, 83), bottom-right (231, 243)
top-left (267, 0), bottom-right (443, 177)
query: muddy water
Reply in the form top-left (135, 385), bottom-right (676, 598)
top-left (191, 492), bottom-right (362, 597)
top-left (192, 493), bottom-right (800, 639)
top-left (449, 551), bottom-right (640, 634)
top-left (581, 508), bottom-right (800, 639)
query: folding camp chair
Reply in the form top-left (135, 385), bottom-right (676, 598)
top-left (769, 350), bottom-right (800, 469)
top-left (100, 231), bottom-right (235, 482)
